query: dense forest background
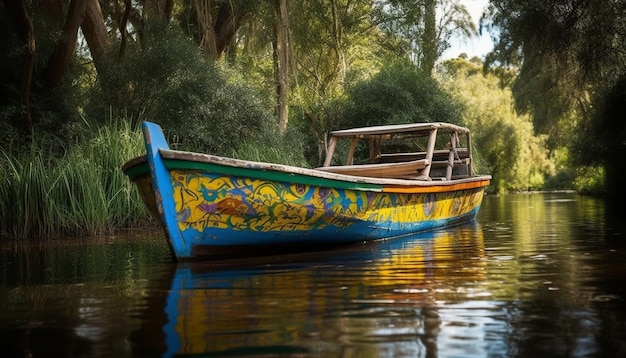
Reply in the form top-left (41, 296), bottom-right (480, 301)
top-left (1, 0), bottom-right (624, 238)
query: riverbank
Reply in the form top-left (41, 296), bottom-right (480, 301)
top-left (0, 121), bottom-right (150, 239)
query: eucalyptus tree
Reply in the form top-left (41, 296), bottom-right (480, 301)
top-left (374, 0), bottom-right (476, 74)
top-left (289, 0), bottom-right (380, 154)
top-left (484, 0), bottom-right (626, 201)
top-left (290, 0), bottom-right (378, 99)
top-left (177, 0), bottom-right (258, 60)
top-left (0, 0), bottom-right (172, 136)
top-left (174, 0), bottom-right (295, 133)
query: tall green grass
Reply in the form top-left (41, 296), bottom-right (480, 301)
top-left (228, 140), bottom-right (310, 167)
top-left (0, 119), bottom-right (150, 239)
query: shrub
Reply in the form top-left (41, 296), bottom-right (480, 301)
top-left (87, 23), bottom-right (275, 156)
top-left (341, 60), bottom-right (462, 129)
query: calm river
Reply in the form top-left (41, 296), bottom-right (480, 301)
top-left (1, 192), bottom-right (625, 357)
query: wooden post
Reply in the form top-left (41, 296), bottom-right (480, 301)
top-left (421, 128), bottom-right (438, 179)
top-left (446, 132), bottom-right (458, 180)
top-left (369, 137), bottom-right (382, 163)
top-left (467, 132), bottom-right (474, 176)
top-left (347, 137), bottom-right (358, 165)
top-left (323, 136), bottom-right (338, 167)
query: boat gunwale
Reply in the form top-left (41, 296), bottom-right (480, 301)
top-left (122, 149), bottom-right (491, 190)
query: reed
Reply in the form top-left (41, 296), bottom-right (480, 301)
top-left (0, 118), bottom-right (150, 239)
top-left (0, 145), bottom-right (52, 237)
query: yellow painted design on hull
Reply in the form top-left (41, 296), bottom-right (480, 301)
top-left (155, 170), bottom-right (486, 234)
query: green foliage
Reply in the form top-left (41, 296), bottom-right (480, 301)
top-left (226, 112), bottom-right (310, 167)
top-left (0, 145), bottom-right (50, 237)
top-left (228, 136), bottom-right (309, 168)
top-left (5, 0), bottom-right (618, 240)
top-left (292, 60), bottom-right (461, 167)
top-left (290, 0), bottom-right (380, 98)
top-left (0, 118), bottom-right (149, 239)
top-left (342, 60), bottom-right (462, 128)
top-left (439, 58), bottom-right (555, 193)
top-left (0, 7), bottom-right (83, 149)
top-left (484, 0), bottom-right (626, 199)
top-left (288, 0), bottom-right (386, 165)
top-left (0, 68), bottom-right (81, 154)
top-left (573, 166), bottom-right (605, 196)
top-left (542, 147), bottom-right (575, 190)
top-left (294, 60), bottom-right (463, 166)
top-left (373, 0), bottom-right (477, 73)
top-left (62, 118), bottom-right (149, 228)
top-left (87, 23), bottom-right (275, 155)
top-left (576, 75), bottom-right (626, 201)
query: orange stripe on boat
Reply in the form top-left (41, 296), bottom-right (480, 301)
top-left (382, 179), bottom-right (491, 194)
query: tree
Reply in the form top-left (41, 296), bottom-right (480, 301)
top-left (374, 0), bottom-right (476, 74)
top-left (439, 57), bottom-right (554, 192)
top-left (291, 0), bottom-right (374, 98)
top-left (345, 59), bottom-right (462, 128)
top-left (177, 0), bottom-right (293, 134)
top-left (1, 0), bottom-right (113, 136)
top-left (81, 0), bottom-right (111, 68)
top-left (484, 0), bottom-right (626, 201)
top-left (182, 0), bottom-right (258, 60)
top-left (143, 0), bottom-right (174, 22)
top-left (287, 0), bottom-right (385, 164)
top-left (420, 0), bottom-right (437, 73)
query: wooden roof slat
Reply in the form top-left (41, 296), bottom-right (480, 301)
top-left (329, 122), bottom-right (469, 138)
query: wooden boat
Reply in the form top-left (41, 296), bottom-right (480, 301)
top-left (122, 121), bottom-right (491, 261)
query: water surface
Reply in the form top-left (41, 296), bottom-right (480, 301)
top-left (1, 192), bottom-right (625, 357)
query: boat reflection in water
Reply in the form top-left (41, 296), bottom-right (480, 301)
top-left (144, 222), bottom-right (487, 357)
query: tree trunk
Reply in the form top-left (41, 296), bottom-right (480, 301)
top-left (41, 0), bottom-right (87, 92)
top-left (38, 0), bottom-right (65, 24)
top-left (2, 0), bottom-right (35, 131)
top-left (330, 0), bottom-right (346, 85)
top-left (273, 0), bottom-right (290, 134)
top-left (117, 0), bottom-right (132, 62)
top-left (213, 4), bottom-right (244, 58)
top-left (143, 0), bottom-right (174, 22)
top-left (195, 0), bottom-right (219, 59)
top-left (81, 0), bottom-right (111, 70)
top-left (420, 0), bottom-right (437, 75)
top-left (194, 0), bottom-right (246, 60)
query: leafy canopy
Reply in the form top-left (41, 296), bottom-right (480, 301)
top-left (342, 60), bottom-right (462, 129)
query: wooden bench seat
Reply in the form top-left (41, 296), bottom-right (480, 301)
top-left (378, 149), bottom-right (469, 163)
top-left (316, 159), bottom-right (430, 179)
top-left (430, 158), bottom-right (471, 179)
top-left (430, 158), bottom-right (471, 168)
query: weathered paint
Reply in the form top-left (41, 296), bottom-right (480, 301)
top-left (142, 122), bottom-right (191, 258)
top-left (133, 121), bottom-right (489, 261)
top-left (170, 171), bottom-right (482, 239)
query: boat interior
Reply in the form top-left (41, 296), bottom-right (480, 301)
top-left (316, 123), bottom-right (474, 181)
